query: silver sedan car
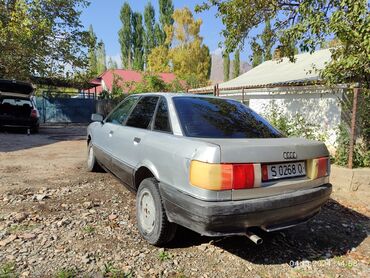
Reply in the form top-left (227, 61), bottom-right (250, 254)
top-left (87, 93), bottom-right (332, 246)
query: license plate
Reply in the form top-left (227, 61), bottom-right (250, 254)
top-left (265, 161), bottom-right (306, 181)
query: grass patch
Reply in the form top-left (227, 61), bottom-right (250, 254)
top-left (8, 224), bottom-right (38, 234)
top-left (82, 225), bottom-right (95, 234)
top-left (55, 267), bottom-right (77, 278)
top-left (158, 250), bottom-right (171, 262)
top-left (102, 262), bottom-right (132, 278)
top-left (0, 262), bottom-right (17, 278)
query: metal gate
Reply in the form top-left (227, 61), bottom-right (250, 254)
top-left (35, 93), bottom-right (97, 123)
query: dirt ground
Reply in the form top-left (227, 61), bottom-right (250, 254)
top-left (0, 126), bottom-right (369, 278)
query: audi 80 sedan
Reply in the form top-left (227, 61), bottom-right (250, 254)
top-left (87, 93), bottom-right (332, 246)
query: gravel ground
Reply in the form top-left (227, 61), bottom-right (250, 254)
top-left (0, 126), bottom-right (369, 278)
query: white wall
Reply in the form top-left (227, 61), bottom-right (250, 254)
top-left (221, 87), bottom-right (344, 147)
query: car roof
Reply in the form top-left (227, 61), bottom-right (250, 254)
top-left (129, 92), bottom-right (225, 100)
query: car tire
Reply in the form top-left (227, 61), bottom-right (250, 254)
top-left (87, 142), bottom-right (102, 172)
top-left (136, 178), bottom-right (177, 246)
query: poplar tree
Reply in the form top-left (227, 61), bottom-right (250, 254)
top-left (261, 18), bottom-right (274, 61)
top-left (144, 2), bottom-right (156, 65)
top-left (158, 0), bottom-right (174, 45)
top-left (88, 25), bottom-right (97, 76)
top-left (132, 12), bottom-right (144, 70)
top-left (233, 49), bottom-right (240, 78)
top-left (96, 40), bottom-right (107, 74)
top-left (223, 53), bottom-right (230, 81)
top-left (118, 2), bottom-right (132, 69)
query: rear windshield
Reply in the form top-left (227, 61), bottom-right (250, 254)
top-left (173, 97), bottom-right (282, 138)
top-left (1, 98), bottom-right (32, 107)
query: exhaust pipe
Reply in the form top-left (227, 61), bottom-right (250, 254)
top-left (245, 231), bottom-right (263, 245)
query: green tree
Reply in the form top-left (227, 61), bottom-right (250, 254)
top-left (196, 0), bottom-right (370, 87)
top-left (233, 49), bottom-right (240, 78)
top-left (88, 25), bottom-right (98, 76)
top-left (0, 0), bottom-right (91, 80)
top-left (261, 18), bottom-right (274, 61)
top-left (118, 2), bottom-right (132, 69)
top-left (168, 8), bottom-right (211, 87)
top-left (223, 53), bottom-right (230, 81)
top-left (132, 12), bottom-right (144, 71)
top-left (158, 0), bottom-right (174, 45)
top-left (96, 39), bottom-right (107, 74)
top-left (154, 23), bottom-right (164, 46)
top-left (107, 57), bottom-right (118, 70)
top-left (147, 45), bottom-right (170, 72)
top-left (144, 2), bottom-right (156, 65)
top-left (251, 39), bottom-right (262, 67)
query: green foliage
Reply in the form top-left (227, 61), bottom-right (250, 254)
top-left (55, 267), bottom-right (77, 278)
top-left (0, 262), bottom-right (16, 278)
top-left (107, 58), bottom-right (118, 70)
top-left (233, 49), bottom-right (240, 78)
top-left (262, 104), bottom-right (327, 141)
top-left (261, 18), bottom-right (274, 61)
top-left (0, 0), bottom-right (91, 80)
top-left (144, 2), bottom-right (156, 65)
top-left (158, 250), bottom-right (171, 262)
top-left (132, 12), bottom-right (144, 71)
top-left (156, 7), bottom-right (211, 88)
top-left (96, 40), bottom-right (107, 74)
top-left (134, 73), bottom-right (168, 93)
top-left (119, 2), bottom-right (132, 69)
top-left (111, 73), bottom-right (124, 99)
top-left (223, 53), bottom-right (230, 81)
top-left (82, 225), bottom-right (95, 234)
top-left (88, 25), bottom-right (98, 76)
top-left (251, 38), bottom-right (262, 67)
top-left (158, 0), bottom-right (174, 45)
top-left (334, 125), bottom-right (370, 168)
top-left (102, 262), bottom-right (132, 278)
top-left (196, 0), bottom-right (370, 88)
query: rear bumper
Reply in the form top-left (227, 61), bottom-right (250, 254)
top-left (159, 183), bottom-right (332, 236)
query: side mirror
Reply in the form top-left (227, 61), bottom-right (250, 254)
top-left (91, 113), bottom-right (103, 122)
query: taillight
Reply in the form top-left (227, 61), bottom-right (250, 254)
top-left (189, 160), bottom-right (258, 191)
top-left (307, 157), bottom-right (330, 179)
top-left (30, 109), bottom-right (38, 118)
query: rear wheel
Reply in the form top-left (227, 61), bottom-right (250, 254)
top-left (87, 142), bottom-right (102, 172)
top-left (136, 178), bottom-right (177, 246)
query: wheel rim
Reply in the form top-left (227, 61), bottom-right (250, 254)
top-left (87, 146), bottom-right (94, 167)
top-left (138, 189), bottom-right (156, 234)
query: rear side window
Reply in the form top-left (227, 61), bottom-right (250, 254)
top-left (106, 96), bottom-right (139, 125)
top-left (153, 98), bottom-right (171, 133)
top-left (126, 96), bottom-right (159, 129)
top-left (173, 97), bottom-right (282, 138)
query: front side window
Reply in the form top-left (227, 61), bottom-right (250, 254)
top-left (105, 96), bottom-right (139, 125)
top-left (153, 98), bottom-right (171, 133)
top-left (173, 97), bottom-right (283, 138)
top-left (126, 96), bottom-right (159, 129)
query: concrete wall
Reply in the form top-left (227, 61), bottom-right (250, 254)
top-left (330, 165), bottom-right (370, 192)
top-left (221, 87), bottom-right (345, 147)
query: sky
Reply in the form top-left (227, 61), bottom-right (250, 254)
top-left (80, 0), bottom-right (255, 67)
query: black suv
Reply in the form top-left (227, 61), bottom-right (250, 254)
top-left (0, 79), bottom-right (39, 133)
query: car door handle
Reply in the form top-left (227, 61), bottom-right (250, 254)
top-left (109, 130), bottom-right (114, 137)
top-left (133, 137), bottom-right (141, 144)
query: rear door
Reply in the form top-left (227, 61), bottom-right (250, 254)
top-left (109, 96), bottom-right (159, 188)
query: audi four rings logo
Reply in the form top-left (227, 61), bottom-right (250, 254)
top-left (283, 151), bottom-right (297, 159)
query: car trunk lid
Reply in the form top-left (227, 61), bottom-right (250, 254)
top-left (0, 79), bottom-right (34, 98)
top-left (198, 137), bottom-right (330, 200)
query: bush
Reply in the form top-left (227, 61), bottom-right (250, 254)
top-left (262, 104), bottom-right (327, 141)
top-left (334, 125), bottom-right (370, 168)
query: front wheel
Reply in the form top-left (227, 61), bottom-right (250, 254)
top-left (136, 178), bottom-right (177, 246)
top-left (87, 142), bottom-right (102, 172)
